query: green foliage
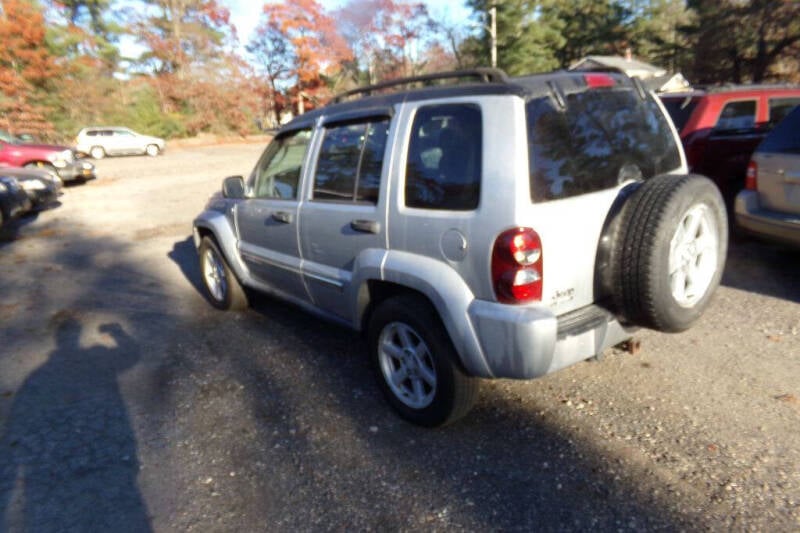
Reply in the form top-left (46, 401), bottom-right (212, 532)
top-left (466, 0), bottom-right (563, 74)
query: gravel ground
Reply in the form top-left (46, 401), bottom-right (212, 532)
top-left (1, 143), bottom-right (798, 532)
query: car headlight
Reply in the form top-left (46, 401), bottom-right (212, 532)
top-left (46, 149), bottom-right (74, 165)
top-left (20, 179), bottom-right (46, 191)
top-left (0, 182), bottom-right (6, 192)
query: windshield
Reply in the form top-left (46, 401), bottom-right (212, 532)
top-left (527, 88), bottom-right (682, 202)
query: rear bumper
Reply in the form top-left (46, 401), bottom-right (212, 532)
top-left (467, 301), bottom-right (634, 379)
top-left (734, 190), bottom-right (800, 247)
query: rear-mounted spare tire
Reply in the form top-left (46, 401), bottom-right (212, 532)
top-left (612, 174), bottom-right (728, 332)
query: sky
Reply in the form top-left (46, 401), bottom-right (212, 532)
top-left (228, 0), bottom-right (475, 47)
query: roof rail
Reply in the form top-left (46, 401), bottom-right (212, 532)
top-left (332, 68), bottom-right (510, 103)
top-left (693, 82), bottom-right (799, 93)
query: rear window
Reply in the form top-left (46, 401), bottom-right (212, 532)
top-left (660, 96), bottom-right (699, 132)
top-left (759, 106), bottom-right (800, 154)
top-left (527, 89), bottom-right (682, 202)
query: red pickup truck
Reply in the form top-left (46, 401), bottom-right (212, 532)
top-left (0, 131), bottom-right (95, 182)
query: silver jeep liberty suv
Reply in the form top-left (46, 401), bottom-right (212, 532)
top-left (193, 69), bottom-right (727, 426)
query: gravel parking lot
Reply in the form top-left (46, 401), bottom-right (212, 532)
top-left (1, 143), bottom-right (799, 531)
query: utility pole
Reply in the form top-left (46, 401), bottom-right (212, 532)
top-left (489, 4), bottom-right (497, 68)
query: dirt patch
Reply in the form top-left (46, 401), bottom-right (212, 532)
top-left (134, 222), bottom-right (189, 241)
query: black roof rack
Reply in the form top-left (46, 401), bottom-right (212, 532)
top-left (332, 68), bottom-right (510, 103)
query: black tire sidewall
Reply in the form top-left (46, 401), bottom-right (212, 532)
top-left (368, 296), bottom-right (462, 427)
top-left (199, 237), bottom-right (234, 310)
top-left (649, 178), bottom-right (727, 331)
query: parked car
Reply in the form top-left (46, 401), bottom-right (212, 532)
top-left (660, 86), bottom-right (800, 209)
top-left (0, 176), bottom-right (33, 226)
top-left (193, 69), bottom-right (728, 426)
top-left (0, 166), bottom-right (63, 208)
top-left (0, 130), bottom-right (96, 183)
top-left (735, 105), bottom-right (800, 246)
top-left (75, 127), bottom-right (165, 159)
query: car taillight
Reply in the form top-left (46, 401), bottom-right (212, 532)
top-left (745, 160), bottom-right (758, 190)
top-left (491, 227), bottom-right (543, 304)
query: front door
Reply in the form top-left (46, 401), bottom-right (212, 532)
top-left (236, 129), bottom-right (313, 302)
top-left (299, 116), bottom-right (391, 320)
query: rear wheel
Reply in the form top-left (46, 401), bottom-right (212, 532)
top-left (198, 236), bottom-right (248, 311)
top-left (368, 294), bottom-right (479, 427)
top-left (90, 146), bottom-right (106, 159)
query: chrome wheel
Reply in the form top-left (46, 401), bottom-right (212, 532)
top-left (145, 144), bottom-right (159, 157)
top-left (90, 146), bottom-right (105, 159)
top-left (202, 247), bottom-right (227, 303)
top-left (378, 322), bottom-right (437, 409)
top-left (668, 203), bottom-right (718, 308)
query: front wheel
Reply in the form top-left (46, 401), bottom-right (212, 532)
top-left (90, 146), bottom-right (106, 159)
top-left (145, 144), bottom-right (160, 157)
top-left (198, 236), bottom-right (248, 311)
top-left (368, 295), bottom-right (479, 427)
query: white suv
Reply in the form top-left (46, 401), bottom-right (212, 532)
top-left (193, 69), bottom-right (728, 426)
top-left (75, 127), bottom-right (165, 159)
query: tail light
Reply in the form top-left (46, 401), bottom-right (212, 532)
top-left (584, 73), bottom-right (615, 88)
top-left (492, 227), bottom-right (543, 304)
top-left (745, 160), bottom-right (758, 190)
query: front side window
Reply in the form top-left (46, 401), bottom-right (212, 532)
top-left (312, 118), bottom-right (389, 203)
top-left (713, 100), bottom-right (756, 133)
top-left (251, 129), bottom-right (312, 199)
top-left (527, 89), bottom-right (681, 202)
top-left (405, 104), bottom-right (482, 210)
top-left (768, 97), bottom-right (800, 127)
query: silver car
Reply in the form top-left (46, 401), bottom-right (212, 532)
top-left (193, 69), bottom-right (728, 426)
top-left (735, 105), bottom-right (800, 246)
top-left (75, 127), bottom-right (165, 159)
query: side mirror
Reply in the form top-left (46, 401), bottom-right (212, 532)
top-left (222, 175), bottom-right (246, 199)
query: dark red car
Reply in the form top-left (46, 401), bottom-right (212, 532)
top-left (660, 86), bottom-right (800, 208)
top-left (0, 130), bottom-right (95, 183)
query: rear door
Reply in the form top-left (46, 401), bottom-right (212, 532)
top-left (755, 108), bottom-right (800, 215)
top-left (236, 128), bottom-right (313, 301)
top-left (298, 112), bottom-right (391, 320)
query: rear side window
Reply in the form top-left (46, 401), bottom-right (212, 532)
top-left (768, 97), bottom-right (800, 127)
top-left (713, 100), bottom-right (756, 133)
top-left (405, 104), bottom-right (482, 210)
top-left (527, 89), bottom-right (681, 202)
top-left (313, 118), bottom-right (389, 203)
top-left (759, 106), bottom-right (800, 154)
top-left (660, 96), bottom-right (699, 132)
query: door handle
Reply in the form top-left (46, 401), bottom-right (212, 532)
top-left (271, 211), bottom-right (293, 224)
top-left (350, 219), bottom-right (380, 234)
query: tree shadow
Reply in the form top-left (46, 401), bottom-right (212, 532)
top-left (0, 314), bottom-right (152, 532)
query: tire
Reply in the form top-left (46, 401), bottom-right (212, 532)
top-left (198, 236), bottom-right (249, 311)
top-left (90, 146), bottom-right (106, 159)
top-left (145, 144), bottom-right (160, 157)
top-left (612, 174), bottom-right (728, 332)
top-left (368, 294), bottom-right (479, 427)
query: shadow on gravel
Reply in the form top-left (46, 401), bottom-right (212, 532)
top-left (722, 239), bottom-right (800, 302)
top-left (0, 317), bottom-right (151, 532)
top-left (156, 283), bottom-right (702, 530)
top-left (168, 236), bottom-right (205, 297)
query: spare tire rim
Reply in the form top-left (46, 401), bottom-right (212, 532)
top-left (668, 203), bottom-right (718, 308)
top-left (202, 248), bottom-right (227, 302)
top-left (378, 322), bottom-right (437, 409)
